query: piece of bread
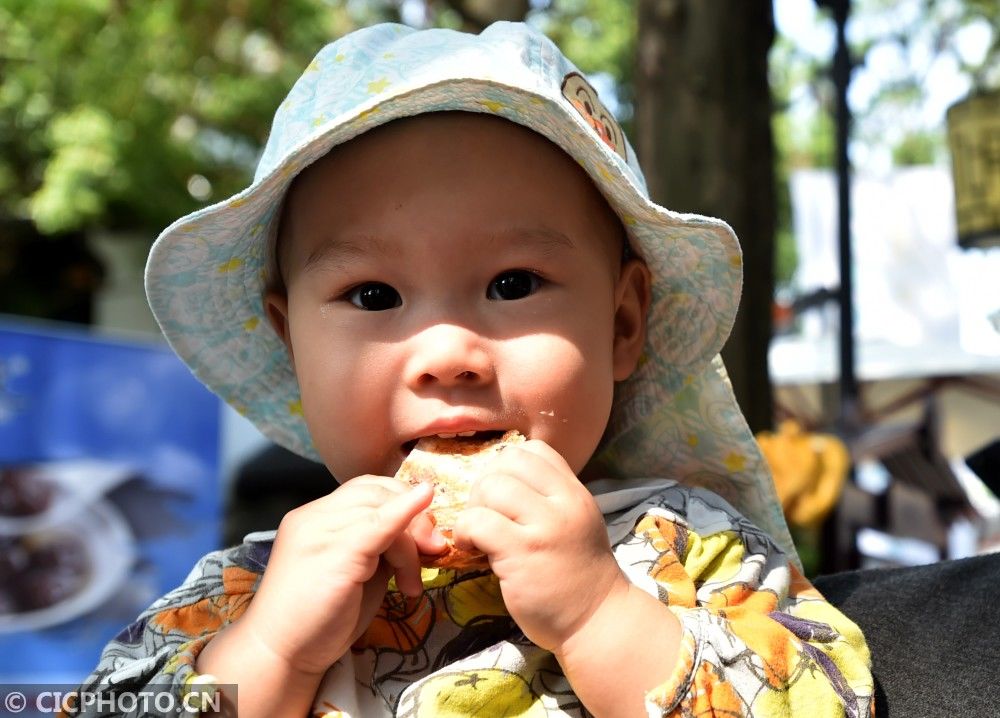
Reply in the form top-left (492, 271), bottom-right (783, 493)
top-left (394, 430), bottom-right (525, 569)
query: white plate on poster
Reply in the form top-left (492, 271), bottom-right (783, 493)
top-left (0, 499), bottom-right (135, 633)
top-left (0, 460), bottom-right (137, 536)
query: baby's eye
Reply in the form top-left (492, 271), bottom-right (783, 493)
top-left (487, 270), bottom-right (542, 301)
top-left (346, 282), bottom-right (401, 311)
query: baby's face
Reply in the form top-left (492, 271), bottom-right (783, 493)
top-left (267, 112), bottom-right (649, 481)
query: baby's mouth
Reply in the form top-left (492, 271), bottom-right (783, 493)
top-left (401, 429), bottom-right (507, 455)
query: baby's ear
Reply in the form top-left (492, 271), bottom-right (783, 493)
top-left (264, 290), bottom-right (294, 358)
top-left (612, 259), bottom-right (651, 381)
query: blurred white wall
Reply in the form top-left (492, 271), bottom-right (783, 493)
top-left (773, 166), bottom-right (1000, 461)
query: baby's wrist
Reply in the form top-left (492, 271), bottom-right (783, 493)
top-left (550, 573), bottom-right (683, 716)
top-left (193, 617), bottom-right (327, 718)
top-left (199, 610), bottom-right (329, 682)
top-left (242, 607), bottom-right (337, 678)
top-left (550, 571), bottom-right (632, 665)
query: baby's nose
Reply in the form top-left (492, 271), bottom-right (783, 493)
top-left (403, 324), bottom-right (495, 389)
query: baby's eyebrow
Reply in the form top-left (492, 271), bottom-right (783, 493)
top-left (301, 226), bottom-right (574, 273)
top-left (485, 226), bottom-right (575, 255)
top-left (301, 234), bottom-right (392, 273)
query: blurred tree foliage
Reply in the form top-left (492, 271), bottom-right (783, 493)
top-left (0, 0), bottom-right (634, 237)
top-left (0, 0), bottom-right (412, 234)
top-left (1, 0), bottom-right (992, 243)
top-left (768, 0), bottom-right (999, 262)
top-left (849, 0), bottom-right (999, 167)
top-left (530, 0), bottom-right (634, 111)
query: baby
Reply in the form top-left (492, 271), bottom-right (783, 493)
top-left (77, 22), bottom-right (873, 718)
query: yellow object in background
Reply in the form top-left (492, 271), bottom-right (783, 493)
top-left (947, 91), bottom-right (1000, 248)
top-left (756, 420), bottom-right (850, 529)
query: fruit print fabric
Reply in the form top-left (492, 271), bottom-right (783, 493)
top-left (71, 481), bottom-right (873, 717)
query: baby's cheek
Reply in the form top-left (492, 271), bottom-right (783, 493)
top-left (506, 338), bottom-right (613, 474)
top-left (304, 393), bottom-right (386, 480)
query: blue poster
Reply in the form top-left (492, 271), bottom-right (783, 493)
top-left (0, 318), bottom-right (221, 682)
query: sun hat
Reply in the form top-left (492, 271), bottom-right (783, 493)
top-left (145, 21), bottom-right (796, 559)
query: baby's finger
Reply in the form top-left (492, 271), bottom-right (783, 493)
top-left (452, 505), bottom-right (520, 559)
top-left (355, 482), bottom-right (434, 556)
top-left (327, 475), bottom-right (413, 508)
top-left (381, 532), bottom-right (423, 597)
top-left (348, 475), bottom-right (413, 494)
top-left (408, 510), bottom-right (448, 557)
top-left (290, 476), bottom-right (412, 529)
top-left (379, 479), bottom-right (434, 527)
top-left (468, 472), bottom-right (545, 526)
top-left (488, 442), bottom-right (575, 497)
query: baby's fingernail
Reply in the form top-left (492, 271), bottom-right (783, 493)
top-left (428, 529), bottom-right (447, 550)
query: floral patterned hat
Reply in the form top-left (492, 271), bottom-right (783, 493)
top-left (145, 21), bottom-right (796, 558)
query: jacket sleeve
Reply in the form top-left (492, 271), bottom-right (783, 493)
top-left (67, 540), bottom-right (268, 717)
top-left (610, 485), bottom-right (874, 718)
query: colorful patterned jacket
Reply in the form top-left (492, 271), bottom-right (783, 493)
top-left (74, 479), bottom-right (873, 717)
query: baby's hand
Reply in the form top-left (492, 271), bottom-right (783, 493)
top-left (452, 440), bottom-right (629, 653)
top-left (239, 476), bottom-right (444, 676)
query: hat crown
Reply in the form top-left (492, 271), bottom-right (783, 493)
top-left (255, 22), bottom-right (648, 196)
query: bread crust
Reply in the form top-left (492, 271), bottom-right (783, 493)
top-left (394, 430), bottom-right (525, 569)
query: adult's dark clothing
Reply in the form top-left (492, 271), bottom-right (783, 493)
top-left (815, 553), bottom-right (1000, 717)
